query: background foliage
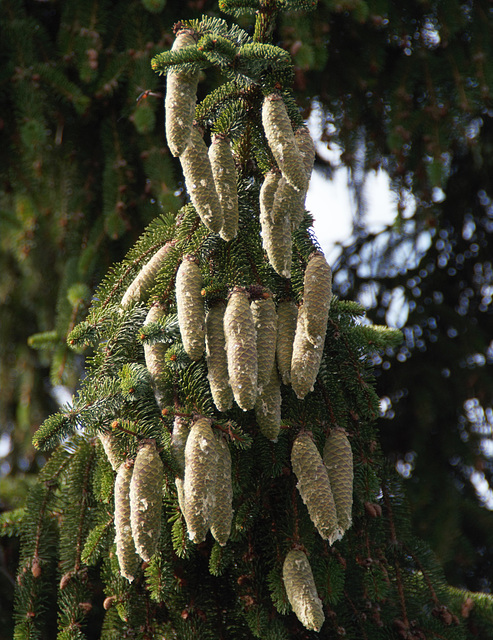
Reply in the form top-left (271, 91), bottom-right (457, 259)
top-left (1, 0), bottom-right (492, 637)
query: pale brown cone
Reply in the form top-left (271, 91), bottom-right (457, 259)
top-left (323, 428), bottom-right (353, 535)
top-left (224, 289), bottom-right (258, 411)
top-left (129, 441), bottom-right (164, 562)
top-left (276, 300), bottom-right (298, 386)
top-left (282, 549), bottom-right (325, 632)
top-left (165, 30), bottom-right (199, 157)
top-left (176, 255), bottom-right (205, 360)
top-left (291, 432), bottom-right (342, 544)
top-left (114, 460), bottom-right (140, 582)
top-left (303, 252), bottom-right (332, 349)
top-left (205, 302), bottom-right (234, 412)
top-left (179, 125), bottom-right (223, 233)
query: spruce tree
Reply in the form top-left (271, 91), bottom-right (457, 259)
top-left (2, 1), bottom-right (493, 639)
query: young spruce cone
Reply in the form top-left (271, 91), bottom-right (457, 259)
top-left (209, 134), bottom-right (239, 241)
top-left (224, 288), bottom-right (258, 411)
top-left (171, 416), bottom-right (190, 477)
top-left (282, 549), bottom-right (325, 632)
top-left (323, 428), bottom-right (353, 535)
top-left (291, 432), bottom-right (341, 544)
top-left (120, 242), bottom-right (175, 308)
top-left (165, 29), bottom-right (199, 157)
top-left (98, 432), bottom-right (122, 472)
top-left (183, 417), bottom-right (218, 543)
top-left (259, 187), bottom-right (292, 278)
top-left (209, 434), bottom-right (233, 546)
top-left (176, 255), bottom-right (205, 360)
top-left (254, 365), bottom-right (282, 442)
top-left (114, 460), bottom-right (140, 582)
top-left (262, 93), bottom-right (307, 193)
top-left (290, 303), bottom-right (324, 399)
top-left (259, 168), bottom-right (292, 278)
top-left (251, 293), bottom-right (278, 393)
top-left (179, 124), bottom-right (223, 233)
top-left (303, 252), bottom-right (332, 349)
top-left (129, 441), bottom-right (164, 562)
top-left (275, 300), bottom-right (298, 386)
top-left (143, 302), bottom-right (168, 410)
top-left (205, 302), bottom-right (234, 412)
top-left (260, 168), bottom-right (281, 225)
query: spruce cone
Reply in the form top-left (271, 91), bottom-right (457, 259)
top-left (290, 304), bottom-right (324, 399)
top-left (259, 189), bottom-right (292, 279)
top-left (143, 302), bottom-right (168, 410)
top-left (179, 124), bottom-right (223, 233)
top-left (273, 125), bottom-right (315, 231)
top-left (183, 417), bottom-right (218, 543)
top-left (224, 288), bottom-right (258, 411)
top-left (98, 432), bottom-right (122, 472)
top-left (262, 93), bottom-right (307, 193)
top-left (272, 175), bottom-right (303, 229)
top-left (282, 549), bottom-right (325, 632)
top-left (209, 134), bottom-right (239, 241)
top-left (291, 432), bottom-right (341, 544)
top-left (209, 434), bottom-right (233, 546)
top-left (176, 255), bottom-right (205, 360)
top-left (276, 300), bottom-right (298, 386)
top-left (295, 126), bottom-right (316, 181)
top-left (254, 365), bottom-right (282, 442)
top-left (205, 302), bottom-right (234, 412)
top-left (303, 252), bottom-right (332, 348)
top-left (114, 460), bottom-right (140, 582)
top-left (165, 30), bottom-right (199, 157)
top-left (260, 168), bottom-right (281, 224)
top-left (251, 293), bottom-right (278, 393)
top-left (171, 416), bottom-right (190, 477)
top-left (175, 476), bottom-right (185, 515)
top-left (129, 441), bottom-right (163, 562)
top-left (323, 428), bottom-right (353, 535)
top-left (120, 242), bottom-right (175, 308)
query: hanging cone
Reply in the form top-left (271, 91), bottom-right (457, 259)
top-left (171, 416), bottom-right (190, 477)
top-left (143, 302), bottom-right (168, 410)
top-left (290, 304), bottom-right (324, 399)
top-left (323, 427), bottom-right (353, 536)
top-left (262, 93), bottom-right (307, 192)
top-left (183, 417), bottom-right (218, 543)
top-left (259, 192), bottom-right (292, 279)
top-left (120, 242), bottom-right (175, 308)
top-left (224, 288), bottom-right (258, 411)
top-left (291, 432), bottom-right (342, 544)
top-left (176, 255), bottom-right (205, 361)
top-left (275, 300), bottom-right (298, 386)
top-left (98, 432), bottom-right (122, 472)
top-left (260, 168), bottom-right (281, 225)
top-left (303, 252), bottom-right (332, 349)
top-left (254, 365), bottom-right (282, 442)
top-left (209, 433), bottom-right (233, 546)
top-left (282, 549), bottom-right (325, 632)
top-left (179, 124), bottom-right (223, 233)
top-left (205, 302), bottom-right (234, 412)
top-left (209, 134), bottom-right (239, 241)
top-left (165, 29), bottom-right (199, 157)
top-left (114, 460), bottom-right (140, 582)
top-left (251, 292), bottom-right (278, 393)
top-left (129, 440), bottom-right (164, 562)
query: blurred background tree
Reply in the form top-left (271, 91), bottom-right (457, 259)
top-left (0, 0), bottom-right (492, 636)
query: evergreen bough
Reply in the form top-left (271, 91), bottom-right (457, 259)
top-left (2, 1), bottom-right (491, 639)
